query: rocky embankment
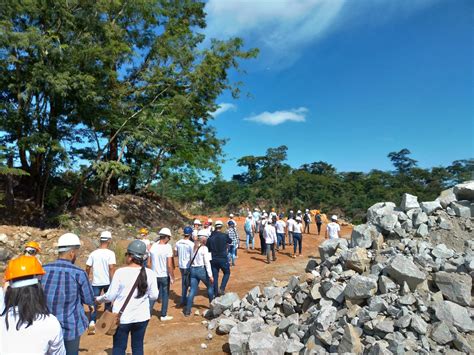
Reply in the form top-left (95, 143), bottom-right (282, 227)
top-left (203, 181), bottom-right (474, 354)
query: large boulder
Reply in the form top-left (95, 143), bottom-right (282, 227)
top-left (453, 180), bottom-right (474, 201)
top-left (315, 305), bottom-right (337, 331)
top-left (210, 292), bottom-right (240, 317)
top-left (434, 271), bottom-right (472, 306)
top-left (338, 324), bottom-right (363, 354)
top-left (378, 214), bottom-right (398, 233)
top-left (367, 202), bottom-right (396, 224)
top-left (400, 193), bottom-right (420, 211)
top-left (432, 244), bottom-right (454, 259)
top-left (432, 300), bottom-right (474, 332)
top-left (420, 200), bottom-right (442, 215)
top-left (318, 238), bottom-right (348, 261)
top-left (217, 318), bottom-right (237, 334)
top-left (450, 201), bottom-right (472, 218)
top-left (413, 212), bottom-right (428, 227)
top-left (345, 247), bottom-right (370, 273)
top-left (430, 321), bottom-right (454, 345)
top-left (344, 275), bottom-right (378, 300)
top-left (436, 188), bottom-right (457, 208)
top-left (351, 224), bottom-right (380, 249)
top-left (229, 322), bottom-right (252, 354)
top-left (248, 331), bottom-right (286, 355)
top-left (385, 255), bottom-right (426, 290)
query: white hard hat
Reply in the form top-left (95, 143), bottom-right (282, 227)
top-left (100, 231), bottom-right (112, 241)
top-left (197, 229), bottom-right (209, 238)
top-left (290, 210), bottom-right (294, 213)
top-left (57, 233), bottom-right (81, 251)
top-left (159, 227), bottom-right (172, 237)
top-left (305, 209), bottom-right (309, 212)
top-left (297, 210), bottom-right (302, 214)
top-left (331, 215), bottom-right (338, 221)
top-left (296, 216), bottom-right (302, 221)
top-left (247, 212), bottom-right (252, 217)
top-left (254, 208), bottom-right (258, 211)
top-left (229, 213), bottom-right (234, 218)
top-left (193, 219), bottom-right (202, 225)
top-left (208, 218), bottom-right (213, 223)
top-left (215, 220), bottom-right (223, 227)
top-left (263, 212), bottom-right (268, 218)
top-left (262, 210), bottom-right (266, 213)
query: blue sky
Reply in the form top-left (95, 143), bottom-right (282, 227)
top-left (203, 0), bottom-right (474, 180)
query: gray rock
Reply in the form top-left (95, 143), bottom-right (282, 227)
top-left (316, 306), bottom-right (337, 331)
top-left (437, 217), bottom-right (452, 230)
top-left (410, 314), bottom-right (428, 335)
top-left (432, 244), bottom-right (454, 259)
top-left (229, 322), bottom-right (252, 354)
top-left (394, 314), bottom-right (411, 328)
top-left (434, 271), bottom-right (472, 306)
top-left (452, 333), bottom-right (472, 353)
top-left (217, 318), bottom-right (237, 334)
top-left (420, 200), bottom-right (442, 215)
top-left (451, 200), bottom-right (472, 218)
top-left (285, 338), bottom-right (304, 353)
top-left (379, 214), bottom-right (398, 233)
top-left (338, 324), bottom-right (363, 354)
top-left (344, 275), bottom-right (378, 300)
top-left (310, 283), bottom-right (322, 300)
top-left (367, 202), bottom-right (396, 224)
top-left (416, 223), bottom-right (429, 238)
top-left (437, 188), bottom-right (457, 208)
top-left (0, 233), bottom-right (8, 244)
top-left (319, 238), bottom-right (348, 261)
top-left (325, 283), bottom-right (346, 304)
top-left (263, 286), bottom-right (283, 299)
top-left (401, 193), bottom-right (420, 211)
top-left (247, 286), bottom-right (261, 303)
top-left (432, 300), bottom-right (474, 332)
top-left (351, 224), bottom-right (380, 249)
top-left (378, 275), bottom-right (397, 294)
top-left (287, 276), bottom-right (299, 292)
top-left (367, 296), bottom-right (387, 312)
top-left (430, 321), bottom-right (454, 345)
top-left (0, 247), bottom-right (10, 262)
top-left (453, 180), bottom-right (474, 201)
top-left (210, 292), bottom-right (240, 317)
top-left (386, 255), bottom-right (426, 290)
top-left (345, 247), bottom-right (370, 273)
top-left (275, 317), bottom-right (291, 336)
top-left (305, 259), bottom-right (318, 273)
top-left (413, 212), bottom-right (428, 227)
top-left (248, 331), bottom-right (285, 355)
top-left (375, 320), bottom-right (394, 333)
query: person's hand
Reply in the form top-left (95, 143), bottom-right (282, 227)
top-left (94, 297), bottom-right (101, 305)
top-left (209, 277), bottom-right (214, 284)
top-left (169, 277), bottom-right (174, 285)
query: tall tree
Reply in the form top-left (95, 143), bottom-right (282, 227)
top-left (388, 148), bottom-right (418, 174)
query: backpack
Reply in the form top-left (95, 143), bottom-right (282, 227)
top-left (303, 213), bottom-right (310, 222)
top-left (316, 214), bottom-right (322, 223)
top-left (244, 219), bottom-right (252, 233)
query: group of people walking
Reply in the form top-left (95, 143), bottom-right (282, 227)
top-left (0, 209), bottom-right (340, 355)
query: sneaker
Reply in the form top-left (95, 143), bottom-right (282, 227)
top-left (160, 316), bottom-right (174, 321)
top-left (88, 321), bottom-right (96, 335)
top-left (182, 311), bottom-right (191, 317)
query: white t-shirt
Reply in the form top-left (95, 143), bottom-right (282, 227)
top-left (275, 220), bottom-right (286, 234)
top-left (98, 267), bottom-right (158, 324)
top-left (174, 239), bottom-right (194, 269)
top-left (293, 222), bottom-right (303, 234)
top-left (149, 243), bottom-right (173, 277)
top-left (287, 218), bottom-right (295, 232)
top-left (264, 224), bottom-right (277, 244)
top-left (0, 310), bottom-right (65, 354)
top-left (327, 222), bottom-right (341, 239)
top-left (0, 288), bottom-right (4, 314)
top-left (86, 249), bottom-right (116, 286)
top-left (190, 245), bottom-right (212, 278)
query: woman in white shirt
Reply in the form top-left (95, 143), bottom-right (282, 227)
top-left (183, 230), bottom-right (214, 317)
top-left (96, 240), bottom-right (158, 355)
top-left (1, 255), bottom-right (65, 355)
top-left (292, 216), bottom-right (304, 258)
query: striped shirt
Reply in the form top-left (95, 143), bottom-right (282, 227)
top-left (228, 227), bottom-right (239, 248)
top-left (41, 259), bottom-right (94, 341)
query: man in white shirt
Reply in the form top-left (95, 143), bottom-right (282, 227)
top-left (275, 216), bottom-right (286, 250)
top-left (174, 226), bottom-right (194, 307)
top-left (148, 228), bottom-right (175, 321)
top-left (264, 220), bottom-right (277, 264)
top-left (287, 216), bottom-right (295, 246)
top-left (326, 215), bottom-right (341, 240)
top-left (86, 230), bottom-right (116, 334)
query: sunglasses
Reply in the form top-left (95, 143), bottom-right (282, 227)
top-left (25, 249), bottom-right (37, 255)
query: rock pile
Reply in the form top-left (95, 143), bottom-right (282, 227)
top-left (203, 182), bottom-right (474, 354)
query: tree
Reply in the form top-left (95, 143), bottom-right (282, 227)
top-left (388, 148), bottom-right (418, 174)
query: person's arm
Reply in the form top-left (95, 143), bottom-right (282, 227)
top-left (79, 271), bottom-right (95, 306)
top-left (167, 246), bottom-right (175, 283)
top-left (109, 264), bottom-right (116, 281)
top-left (325, 225), bottom-right (329, 239)
top-left (48, 319), bottom-right (66, 355)
top-left (203, 249), bottom-right (214, 283)
top-left (85, 265), bottom-right (92, 279)
top-left (337, 224), bottom-right (341, 238)
top-left (97, 271), bottom-right (120, 304)
top-left (147, 269), bottom-right (159, 301)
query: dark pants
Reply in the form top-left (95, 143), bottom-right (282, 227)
top-left (316, 223), bottom-right (322, 235)
top-left (179, 268), bottom-right (189, 306)
top-left (266, 243), bottom-right (276, 263)
top-left (293, 233), bottom-right (302, 254)
top-left (211, 258), bottom-right (231, 296)
top-left (304, 221), bottom-right (310, 234)
top-left (150, 277), bottom-right (170, 317)
top-left (185, 266), bottom-right (214, 315)
top-left (259, 231), bottom-right (265, 255)
top-left (113, 320), bottom-right (149, 355)
top-left (64, 337), bottom-right (80, 355)
top-left (91, 285), bottom-right (111, 322)
top-left (277, 233), bottom-right (285, 249)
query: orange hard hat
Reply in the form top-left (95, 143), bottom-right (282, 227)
top-left (4, 255), bottom-right (45, 282)
top-left (139, 228), bottom-right (149, 235)
top-left (25, 241), bottom-right (41, 252)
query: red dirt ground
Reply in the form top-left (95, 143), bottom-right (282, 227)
top-left (80, 217), bottom-right (352, 354)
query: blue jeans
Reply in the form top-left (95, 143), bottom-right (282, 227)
top-left (293, 233), bottom-right (302, 254)
top-left (184, 266), bottom-right (214, 315)
top-left (113, 320), bottom-right (149, 355)
top-left (64, 337), bottom-right (80, 355)
top-left (245, 231), bottom-right (254, 249)
top-left (288, 231), bottom-right (293, 245)
top-left (277, 233), bottom-right (285, 249)
top-left (91, 285), bottom-right (111, 322)
top-left (150, 277), bottom-right (170, 317)
top-left (211, 258), bottom-right (231, 296)
top-left (228, 245), bottom-right (237, 265)
top-left (179, 268), bottom-right (189, 306)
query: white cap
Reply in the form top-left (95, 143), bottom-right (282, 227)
top-left (193, 219), bottom-right (202, 225)
top-left (159, 227), bottom-right (172, 237)
top-left (208, 218), bottom-right (213, 223)
top-left (229, 213), bottom-right (234, 218)
top-left (215, 220), bottom-right (223, 227)
top-left (100, 231), bottom-right (112, 241)
top-left (57, 233), bottom-right (81, 251)
top-left (331, 215), bottom-right (338, 221)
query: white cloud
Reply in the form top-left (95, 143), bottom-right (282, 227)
top-left (204, 0), bottom-right (439, 69)
top-left (210, 103), bottom-right (237, 118)
top-left (245, 107), bottom-right (308, 126)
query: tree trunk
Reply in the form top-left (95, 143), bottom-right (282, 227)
top-left (108, 132), bottom-right (119, 194)
top-left (5, 154), bottom-right (15, 209)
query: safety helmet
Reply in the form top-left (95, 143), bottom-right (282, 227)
top-left (315, 210), bottom-right (320, 214)
top-left (57, 233), bottom-right (81, 252)
top-left (305, 209), bottom-right (309, 212)
top-left (193, 219), bottom-right (202, 225)
top-left (100, 231), bottom-right (112, 241)
top-left (127, 240), bottom-right (147, 259)
top-left (204, 222), bottom-right (210, 227)
top-left (197, 229), bottom-right (209, 238)
top-left (254, 208), bottom-right (258, 211)
top-left (25, 241), bottom-right (41, 252)
top-left (208, 218), bottom-right (213, 224)
top-left (297, 210), bottom-right (302, 214)
top-left (296, 216), bottom-right (302, 221)
top-left (4, 256), bottom-right (45, 288)
top-left (290, 210), bottom-right (294, 213)
top-left (262, 210), bottom-right (266, 213)
top-left (159, 227), bottom-right (172, 238)
top-left (331, 215), bottom-right (338, 221)
top-left (263, 212), bottom-right (268, 218)
top-left (229, 213), bottom-right (234, 218)
top-left (139, 228), bottom-right (149, 235)
top-left (227, 220), bottom-right (235, 227)
top-left (183, 226), bottom-right (193, 236)
top-left (214, 220), bottom-right (223, 227)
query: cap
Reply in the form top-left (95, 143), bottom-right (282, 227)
top-left (215, 220), bottom-right (223, 227)
top-left (331, 215), bottom-right (338, 221)
top-left (193, 219), bottom-right (202, 225)
top-left (100, 231), bottom-right (112, 241)
top-left (183, 226), bottom-right (193, 235)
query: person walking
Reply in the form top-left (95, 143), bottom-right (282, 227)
top-left (264, 219), bottom-right (277, 264)
top-left (315, 210), bottom-right (323, 235)
top-left (303, 209), bottom-right (311, 234)
top-left (174, 226), bottom-right (194, 307)
top-left (227, 220), bottom-right (239, 266)
top-left (287, 215), bottom-right (295, 246)
top-left (148, 228), bottom-right (174, 321)
top-left (85, 231), bottom-right (116, 334)
top-left (206, 220), bottom-right (231, 297)
top-left (259, 214), bottom-right (268, 255)
top-left (244, 213), bottom-right (254, 250)
top-left (41, 233), bottom-right (94, 355)
top-left (192, 219), bottom-right (202, 240)
top-left (326, 215), bottom-right (341, 239)
top-left (137, 228), bottom-right (152, 266)
top-left (183, 230), bottom-right (214, 317)
top-left (252, 208), bottom-right (261, 232)
top-left (1, 255), bottom-right (66, 354)
top-left (275, 216), bottom-right (286, 250)
top-left (96, 240), bottom-right (158, 355)
top-left (292, 217), bottom-right (304, 258)
top-left (228, 213), bottom-right (238, 227)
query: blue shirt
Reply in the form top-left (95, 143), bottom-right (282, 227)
top-left (41, 259), bottom-right (94, 340)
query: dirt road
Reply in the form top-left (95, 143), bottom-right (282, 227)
top-left (80, 218), bottom-right (352, 354)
